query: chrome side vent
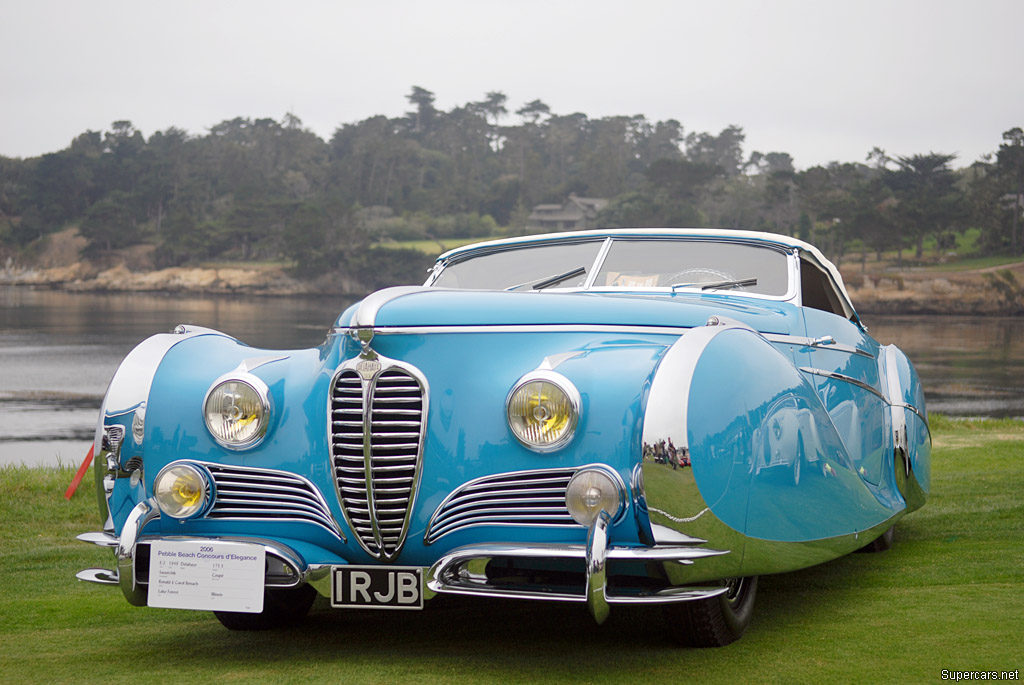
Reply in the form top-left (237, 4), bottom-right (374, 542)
top-left (203, 462), bottom-right (344, 540)
top-left (425, 467), bottom-right (578, 544)
top-left (330, 358), bottom-right (427, 561)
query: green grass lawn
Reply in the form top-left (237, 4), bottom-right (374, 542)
top-left (2, 418), bottom-right (1021, 683)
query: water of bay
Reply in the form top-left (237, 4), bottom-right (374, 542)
top-left (2, 285), bottom-right (1021, 468)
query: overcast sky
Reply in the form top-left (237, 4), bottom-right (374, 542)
top-left (1, 0), bottom-right (1021, 169)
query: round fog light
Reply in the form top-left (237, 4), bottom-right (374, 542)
top-left (566, 467), bottom-right (624, 526)
top-left (153, 463), bottom-right (209, 519)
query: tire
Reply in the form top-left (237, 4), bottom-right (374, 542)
top-left (857, 525), bottom-right (895, 553)
top-left (214, 584), bottom-right (317, 631)
top-left (663, 576), bottom-right (758, 647)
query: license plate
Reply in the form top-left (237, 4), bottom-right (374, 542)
top-left (331, 565), bottom-right (424, 610)
top-left (147, 540), bottom-right (266, 613)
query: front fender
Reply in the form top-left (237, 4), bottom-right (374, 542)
top-left (92, 326), bottom-right (237, 531)
top-left (641, 321), bottom-right (898, 580)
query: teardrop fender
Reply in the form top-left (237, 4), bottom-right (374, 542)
top-left (640, 322), bottom-right (897, 580)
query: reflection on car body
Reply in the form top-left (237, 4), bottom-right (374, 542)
top-left (76, 229), bottom-right (929, 646)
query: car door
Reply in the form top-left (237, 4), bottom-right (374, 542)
top-left (798, 258), bottom-right (889, 485)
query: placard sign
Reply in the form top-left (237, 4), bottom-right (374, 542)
top-left (148, 540), bottom-right (266, 613)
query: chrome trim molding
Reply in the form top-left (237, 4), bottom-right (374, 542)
top-left (334, 324), bottom-right (695, 337)
top-left (642, 318), bottom-right (748, 456)
top-left (799, 367), bottom-right (888, 402)
top-left (349, 286), bottom-right (432, 331)
top-left (581, 237), bottom-right (614, 289)
top-left (329, 353), bottom-right (428, 561)
top-left (764, 333), bottom-right (874, 358)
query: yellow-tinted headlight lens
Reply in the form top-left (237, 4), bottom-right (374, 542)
top-left (153, 463), bottom-right (208, 519)
top-left (204, 378), bottom-right (268, 448)
top-left (565, 467), bottom-right (623, 526)
top-left (507, 372), bottom-right (580, 452)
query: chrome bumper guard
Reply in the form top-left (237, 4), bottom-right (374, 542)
top-left (76, 498), bottom-right (307, 605)
top-left (428, 511), bottom-right (730, 624)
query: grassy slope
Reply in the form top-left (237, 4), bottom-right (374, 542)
top-left (1, 418), bottom-right (1021, 683)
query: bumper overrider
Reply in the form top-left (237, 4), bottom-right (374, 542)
top-left (78, 498), bottom-right (730, 623)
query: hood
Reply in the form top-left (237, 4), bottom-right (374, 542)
top-left (336, 287), bottom-right (801, 336)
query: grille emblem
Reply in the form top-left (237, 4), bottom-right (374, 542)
top-left (355, 359), bottom-right (381, 380)
top-left (330, 352), bottom-right (428, 561)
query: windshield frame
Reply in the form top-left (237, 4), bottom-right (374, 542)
top-left (426, 234), bottom-right (801, 302)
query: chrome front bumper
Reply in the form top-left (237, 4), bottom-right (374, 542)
top-left (80, 502), bottom-right (730, 624)
top-left (77, 497), bottom-right (306, 606)
top-left (427, 511), bottom-right (731, 624)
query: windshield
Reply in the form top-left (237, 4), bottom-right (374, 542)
top-left (594, 239), bottom-right (789, 296)
top-left (431, 237), bottom-right (790, 296)
top-left (431, 241), bottom-right (603, 290)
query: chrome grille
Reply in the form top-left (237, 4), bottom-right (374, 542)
top-left (203, 462), bottom-right (344, 539)
top-left (330, 362), bottom-right (426, 561)
top-left (425, 467), bottom-right (578, 544)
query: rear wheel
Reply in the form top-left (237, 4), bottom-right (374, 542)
top-left (214, 584), bottom-right (317, 631)
top-left (663, 576), bottom-right (758, 647)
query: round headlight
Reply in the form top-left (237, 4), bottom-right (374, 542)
top-left (153, 463), bottom-right (209, 519)
top-left (566, 467), bottom-right (624, 527)
top-left (204, 375), bottom-right (270, 449)
top-left (506, 371), bottom-right (580, 452)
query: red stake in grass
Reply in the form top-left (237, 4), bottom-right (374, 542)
top-left (65, 445), bottom-right (95, 500)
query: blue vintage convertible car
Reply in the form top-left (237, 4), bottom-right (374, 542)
top-left (77, 229), bottom-right (930, 646)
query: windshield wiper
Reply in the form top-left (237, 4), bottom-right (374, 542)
top-left (670, 277), bottom-right (758, 291)
top-left (506, 266), bottom-right (587, 291)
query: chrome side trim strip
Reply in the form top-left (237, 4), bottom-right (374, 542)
top-left (335, 324), bottom-right (695, 337)
top-left (799, 367), bottom-right (888, 402)
top-left (764, 334), bottom-right (874, 358)
top-left (801, 365), bottom-right (929, 438)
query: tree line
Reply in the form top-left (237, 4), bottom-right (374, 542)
top-left (1, 86), bottom-right (1021, 283)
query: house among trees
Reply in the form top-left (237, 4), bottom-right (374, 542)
top-left (528, 194), bottom-right (609, 232)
